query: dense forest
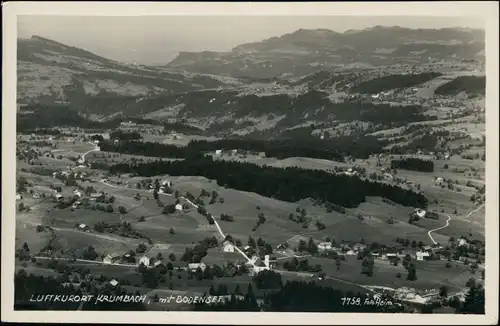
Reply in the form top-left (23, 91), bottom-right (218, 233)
top-left (14, 270), bottom-right (146, 310)
top-left (98, 135), bottom-right (388, 161)
top-left (350, 72), bottom-right (443, 94)
top-left (434, 76), bottom-right (485, 96)
top-left (390, 158), bottom-right (435, 173)
top-left (108, 156), bottom-right (429, 208)
top-left (16, 105), bottom-right (121, 131)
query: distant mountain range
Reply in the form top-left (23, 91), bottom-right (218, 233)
top-left (16, 26), bottom-right (485, 126)
top-left (166, 26), bottom-right (485, 78)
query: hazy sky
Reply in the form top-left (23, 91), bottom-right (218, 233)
top-left (18, 15), bottom-right (484, 65)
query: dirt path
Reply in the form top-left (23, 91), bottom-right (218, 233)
top-left (427, 204), bottom-right (485, 244)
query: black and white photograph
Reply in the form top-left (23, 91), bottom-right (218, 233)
top-left (2, 2), bottom-right (498, 325)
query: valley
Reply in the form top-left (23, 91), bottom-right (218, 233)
top-left (14, 25), bottom-right (486, 314)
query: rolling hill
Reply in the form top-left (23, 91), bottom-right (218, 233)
top-left (166, 26), bottom-right (485, 79)
top-left (17, 35), bottom-right (242, 107)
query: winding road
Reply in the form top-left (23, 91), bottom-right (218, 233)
top-left (427, 204), bottom-right (485, 244)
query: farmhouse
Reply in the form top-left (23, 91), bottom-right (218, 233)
top-left (457, 238), bottom-right (468, 247)
top-left (222, 241), bottom-right (235, 253)
top-left (103, 253), bottom-right (121, 264)
top-left (55, 194), bottom-right (64, 201)
top-left (109, 279), bottom-right (119, 287)
top-left (154, 260), bottom-right (163, 267)
top-left (413, 208), bottom-right (427, 219)
top-left (416, 251), bottom-right (431, 261)
top-left (32, 192), bottom-right (41, 199)
top-left (188, 262), bottom-right (206, 272)
top-left (73, 189), bottom-right (82, 197)
top-left (435, 177), bottom-right (444, 185)
top-left (15, 193), bottom-right (22, 200)
top-left (162, 180), bottom-right (172, 187)
top-left (78, 223), bottom-right (90, 232)
top-left (90, 193), bottom-right (103, 199)
top-left (215, 150), bottom-right (223, 156)
top-left (318, 242), bottom-right (333, 251)
top-left (138, 256), bottom-right (150, 267)
top-left (175, 204), bottom-right (183, 211)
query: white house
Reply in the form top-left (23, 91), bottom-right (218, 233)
top-left (103, 253), bottom-right (121, 264)
top-left (175, 204), bottom-right (183, 211)
top-left (416, 251), bottom-right (431, 261)
top-left (215, 150), bottom-right (223, 156)
top-left (109, 279), bottom-right (119, 287)
top-left (138, 256), bottom-right (150, 267)
top-left (413, 208), bottom-right (427, 219)
top-left (188, 262), bottom-right (206, 271)
top-left (73, 189), bottom-right (82, 197)
top-left (435, 177), bottom-right (444, 185)
top-left (223, 241), bottom-right (235, 253)
top-left (78, 223), bottom-right (90, 232)
top-left (458, 238), bottom-right (468, 247)
top-left (318, 242), bottom-right (332, 251)
top-left (32, 193), bottom-right (41, 199)
top-left (15, 193), bottom-right (22, 200)
top-left (55, 194), bottom-right (64, 201)
top-left (162, 180), bottom-right (172, 187)
top-left (154, 260), bottom-right (163, 267)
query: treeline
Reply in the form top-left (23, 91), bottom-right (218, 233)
top-left (20, 128), bottom-right (62, 136)
top-left (163, 122), bottom-right (204, 135)
top-left (194, 280), bottom-right (401, 312)
top-left (109, 130), bottom-right (142, 141)
top-left (350, 72), bottom-right (442, 94)
top-left (99, 136), bottom-right (388, 162)
top-left (16, 105), bottom-right (121, 131)
top-left (390, 158), bottom-right (434, 173)
top-left (99, 140), bottom-right (190, 159)
top-left (435, 76), bottom-right (485, 96)
top-left (109, 156), bottom-right (428, 209)
top-left (14, 270), bottom-right (146, 310)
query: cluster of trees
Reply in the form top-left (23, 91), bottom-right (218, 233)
top-left (390, 158), bottom-right (434, 173)
top-left (288, 207), bottom-right (311, 228)
top-left (108, 156), bottom-right (429, 209)
top-left (14, 270), bottom-right (146, 310)
top-left (246, 236), bottom-right (273, 256)
top-left (350, 72), bottom-right (442, 94)
top-left (93, 222), bottom-right (151, 242)
top-left (180, 237), bottom-right (219, 263)
top-left (197, 205), bottom-right (215, 225)
top-left (163, 122), bottom-right (204, 135)
top-left (283, 257), bottom-right (322, 273)
top-left (435, 76), bottom-right (485, 96)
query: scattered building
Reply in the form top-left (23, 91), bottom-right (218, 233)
top-left (55, 194), bottom-right (64, 201)
top-left (103, 253), bottom-right (121, 264)
top-left (223, 241), bottom-right (235, 253)
top-left (162, 180), bottom-right (172, 187)
top-left (188, 262), bottom-right (207, 272)
top-left (416, 251), bottom-right (431, 261)
top-left (73, 189), bottom-right (82, 197)
top-left (413, 208), bottom-right (427, 219)
top-left (215, 150), bottom-right (223, 156)
top-left (109, 279), bottom-right (119, 287)
top-left (78, 223), bottom-right (90, 232)
top-left (175, 204), bottom-right (183, 211)
top-left (138, 256), bottom-right (150, 267)
top-left (15, 193), bottom-right (22, 200)
top-left (318, 242), bottom-right (333, 251)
